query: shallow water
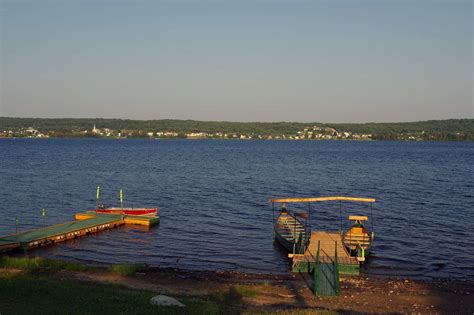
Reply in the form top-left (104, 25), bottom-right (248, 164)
top-left (1, 139), bottom-right (473, 279)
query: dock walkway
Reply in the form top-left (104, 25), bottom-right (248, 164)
top-left (292, 231), bottom-right (359, 275)
top-left (0, 213), bottom-right (159, 252)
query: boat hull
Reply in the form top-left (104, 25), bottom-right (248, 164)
top-left (274, 211), bottom-right (307, 254)
top-left (275, 230), bottom-right (296, 252)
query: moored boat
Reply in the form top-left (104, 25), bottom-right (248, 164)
top-left (274, 206), bottom-right (309, 254)
top-left (270, 196), bottom-right (376, 265)
top-left (343, 215), bottom-right (373, 262)
top-left (94, 186), bottom-right (159, 217)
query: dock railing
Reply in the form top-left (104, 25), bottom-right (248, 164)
top-left (334, 241), bottom-right (340, 295)
top-left (312, 240), bottom-right (340, 296)
top-left (312, 240), bottom-right (321, 295)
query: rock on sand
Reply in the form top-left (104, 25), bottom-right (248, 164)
top-left (150, 295), bottom-right (186, 307)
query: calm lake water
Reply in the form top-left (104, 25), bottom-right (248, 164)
top-left (0, 139), bottom-right (473, 279)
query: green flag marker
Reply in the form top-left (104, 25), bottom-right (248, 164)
top-left (96, 186), bottom-right (100, 200)
top-left (16, 217), bottom-right (19, 225)
top-left (119, 189), bottom-right (123, 203)
top-left (41, 208), bottom-right (46, 217)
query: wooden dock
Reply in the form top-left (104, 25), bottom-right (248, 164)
top-left (75, 212), bottom-right (160, 227)
top-left (291, 231), bottom-right (360, 275)
top-left (0, 213), bottom-right (159, 253)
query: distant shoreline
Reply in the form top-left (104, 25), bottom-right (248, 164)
top-left (1, 136), bottom-right (473, 142)
top-left (1, 117), bottom-right (473, 141)
top-left (2, 137), bottom-right (474, 142)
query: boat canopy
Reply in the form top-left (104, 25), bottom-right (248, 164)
top-left (269, 196), bottom-right (376, 204)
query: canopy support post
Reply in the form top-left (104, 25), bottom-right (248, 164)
top-left (339, 201), bottom-right (343, 233)
top-left (371, 202), bottom-right (374, 233)
top-left (307, 202), bottom-right (311, 226)
top-left (293, 214), bottom-right (297, 254)
top-left (272, 202), bottom-right (275, 225)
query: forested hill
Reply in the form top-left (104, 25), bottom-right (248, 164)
top-left (0, 117), bottom-right (473, 140)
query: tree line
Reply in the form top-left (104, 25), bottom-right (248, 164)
top-left (0, 117), bottom-right (473, 140)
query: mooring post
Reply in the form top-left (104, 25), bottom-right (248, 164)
top-left (41, 208), bottom-right (46, 240)
top-left (96, 186), bottom-right (100, 208)
top-left (120, 189), bottom-right (123, 210)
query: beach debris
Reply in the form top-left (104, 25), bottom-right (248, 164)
top-left (150, 295), bottom-right (185, 307)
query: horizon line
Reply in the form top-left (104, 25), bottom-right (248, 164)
top-left (1, 116), bottom-right (473, 125)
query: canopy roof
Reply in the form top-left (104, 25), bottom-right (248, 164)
top-left (269, 196), bottom-right (376, 203)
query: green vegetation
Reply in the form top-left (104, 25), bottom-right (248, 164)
top-left (109, 263), bottom-right (147, 276)
top-left (0, 256), bottom-right (95, 272)
top-left (0, 117), bottom-right (473, 140)
top-left (0, 117), bottom-right (310, 137)
top-left (328, 119), bottom-right (474, 141)
top-left (231, 285), bottom-right (260, 298)
top-left (0, 271), bottom-right (223, 315)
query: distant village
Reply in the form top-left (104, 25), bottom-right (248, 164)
top-left (0, 124), bottom-right (431, 140)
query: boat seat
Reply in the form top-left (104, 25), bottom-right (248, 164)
top-left (344, 234), bottom-right (370, 242)
top-left (344, 232), bottom-right (371, 249)
top-left (279, 232), bottom-right (304, 239)
top-left (277, 225), bottom-right (305, 231)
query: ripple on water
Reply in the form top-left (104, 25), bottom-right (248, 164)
top-left (0, 139), bottom-right (473, 279)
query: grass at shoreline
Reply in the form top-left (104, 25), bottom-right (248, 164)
top-left (110, 263), bottom-right (147, 276)
top-left (0, 270), bottom-right (223, 314)
top-left (0, 257), bottom-right (239, 314)
top-left (0, 256), bottom-right (95, 272)
top-left (0, 268), bottom-right (338, 315)
top-left (4, 256), bottom-right (469, 314)
top-left (0, 256), bottom-right (146, 276)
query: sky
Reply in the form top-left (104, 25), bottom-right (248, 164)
top-left (0, 0), bottom-right (472, 123)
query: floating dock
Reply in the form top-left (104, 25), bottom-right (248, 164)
top-left (75, 212), bottom-right (160, 227)
top-left (0, 213), bottom-right (159, 252)
top-left (291, 231), bottom-right (360, 275)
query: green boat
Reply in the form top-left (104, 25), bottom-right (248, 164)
top-left (274, 205), bottom-right (309, 255)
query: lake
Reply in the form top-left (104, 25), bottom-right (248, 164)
top-left (0, 139), bottom-right (473, 279)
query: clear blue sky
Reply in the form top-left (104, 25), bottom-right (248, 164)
top-left (1, 0), bottom-right (472, 122)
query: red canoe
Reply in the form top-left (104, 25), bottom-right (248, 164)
top-left (95, 207), bottom-right (158, 216)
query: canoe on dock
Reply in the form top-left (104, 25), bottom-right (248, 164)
top-left (94, 187), bottom-right (158, 217)
top-left (94, 207), bottom-right (158, 217)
